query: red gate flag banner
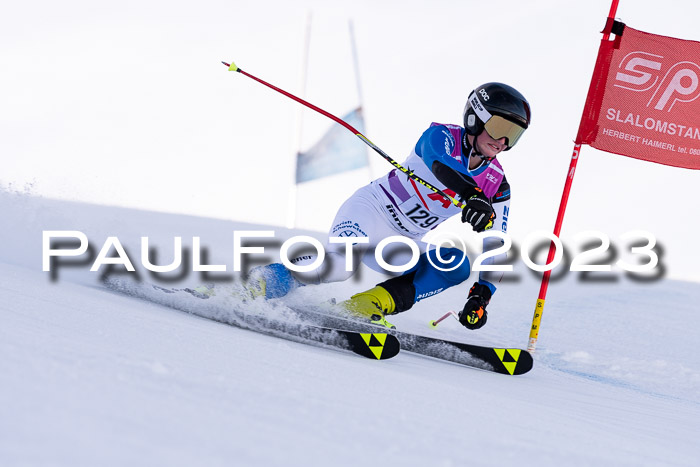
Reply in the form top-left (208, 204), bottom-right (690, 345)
top-left (577, 23), bottom-right (700, 170)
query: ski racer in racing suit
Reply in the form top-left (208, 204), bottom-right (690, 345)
top-left (247, 82), bottom-right (531, 330)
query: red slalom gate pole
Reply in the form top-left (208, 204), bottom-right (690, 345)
top-left (527, 0), bottom-right (620, 352)
top-left (527, 144), bottom-right (581, 351)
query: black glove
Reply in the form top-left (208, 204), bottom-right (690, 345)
top-left (458, 282), bottom-right (492, 330)
top-left (461, 190), bottom-right (495, 232)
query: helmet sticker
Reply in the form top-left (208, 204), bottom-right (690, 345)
top-left (469, 92), bottom-right (492, 124)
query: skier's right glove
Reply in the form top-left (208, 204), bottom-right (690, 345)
top-left (461, 189), bottom-right (495, 232)
top-left (458, 282), bottom-right (492, 330)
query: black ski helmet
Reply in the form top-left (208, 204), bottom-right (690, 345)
top-left (463, 82), bottom-right (531, 150)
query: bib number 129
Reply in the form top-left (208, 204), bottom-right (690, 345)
top-left (404, 203), bottom-right (439, 229)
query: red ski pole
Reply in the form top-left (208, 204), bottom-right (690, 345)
top-left (222, 60), bottom-right (463, 209)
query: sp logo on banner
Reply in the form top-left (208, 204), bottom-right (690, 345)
top-left (577, 25), bottom-right (700, 170)
top-left (615, 51), bottom-right (700, 112)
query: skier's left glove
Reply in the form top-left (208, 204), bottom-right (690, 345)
top-left (458, 282), bottom-right (492, 330)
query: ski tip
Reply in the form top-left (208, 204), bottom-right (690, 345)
top-left (347, 332), bottom-right (400, 360)
top-left (493, 348), bottom-right (534, 375)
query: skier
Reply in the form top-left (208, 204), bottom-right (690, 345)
top-left (242, 82), bottom-right (531, 329)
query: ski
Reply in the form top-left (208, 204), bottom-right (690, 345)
top-left (297, 311), bottom-right (532, 375)
top-left (274, 303), bottom-right (532, 375)
top-left (229, 296), bottom-right (533, 375)
top-left (388, 331), bottom-right (532, 375)
top-left (102, 279), bottom-right (399, 361)
top-left (109, 279), bottom-right (531, 374)
top-left (276, 306), bottom-right (532, 374)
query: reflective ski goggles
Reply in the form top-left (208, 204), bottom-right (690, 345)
top-left (468, 91), bottom-right (527, 148)
top-left (483, 114), bottom-right (527, 148)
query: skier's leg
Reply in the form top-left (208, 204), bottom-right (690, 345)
top-left (342, 247), bottom-right (471, 319)
top-left (245, 186), bottom-right (382, 299)
top-left (245, 246), bottom-right (368, 299)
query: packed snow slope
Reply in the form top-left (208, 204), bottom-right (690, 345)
top-left (1, 190), bottom-right (699, 466)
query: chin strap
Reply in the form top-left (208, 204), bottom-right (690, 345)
top-left (462, 132), bottom-right (477, 157)
top-left (463, 132), bottom-right (492, 164)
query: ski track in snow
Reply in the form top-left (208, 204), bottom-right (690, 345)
top-left (2, 191), bottom-right (700, 466)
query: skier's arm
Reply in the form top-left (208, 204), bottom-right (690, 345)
top-left (415, 125), bottom-right (498, 233)
top-left (414, 125), bottom-right (481, 199)
top-left (457, 182), bottom-right (510, 330)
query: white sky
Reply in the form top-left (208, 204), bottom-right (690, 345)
top-left (2, 0), bottom-right (700, 282)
